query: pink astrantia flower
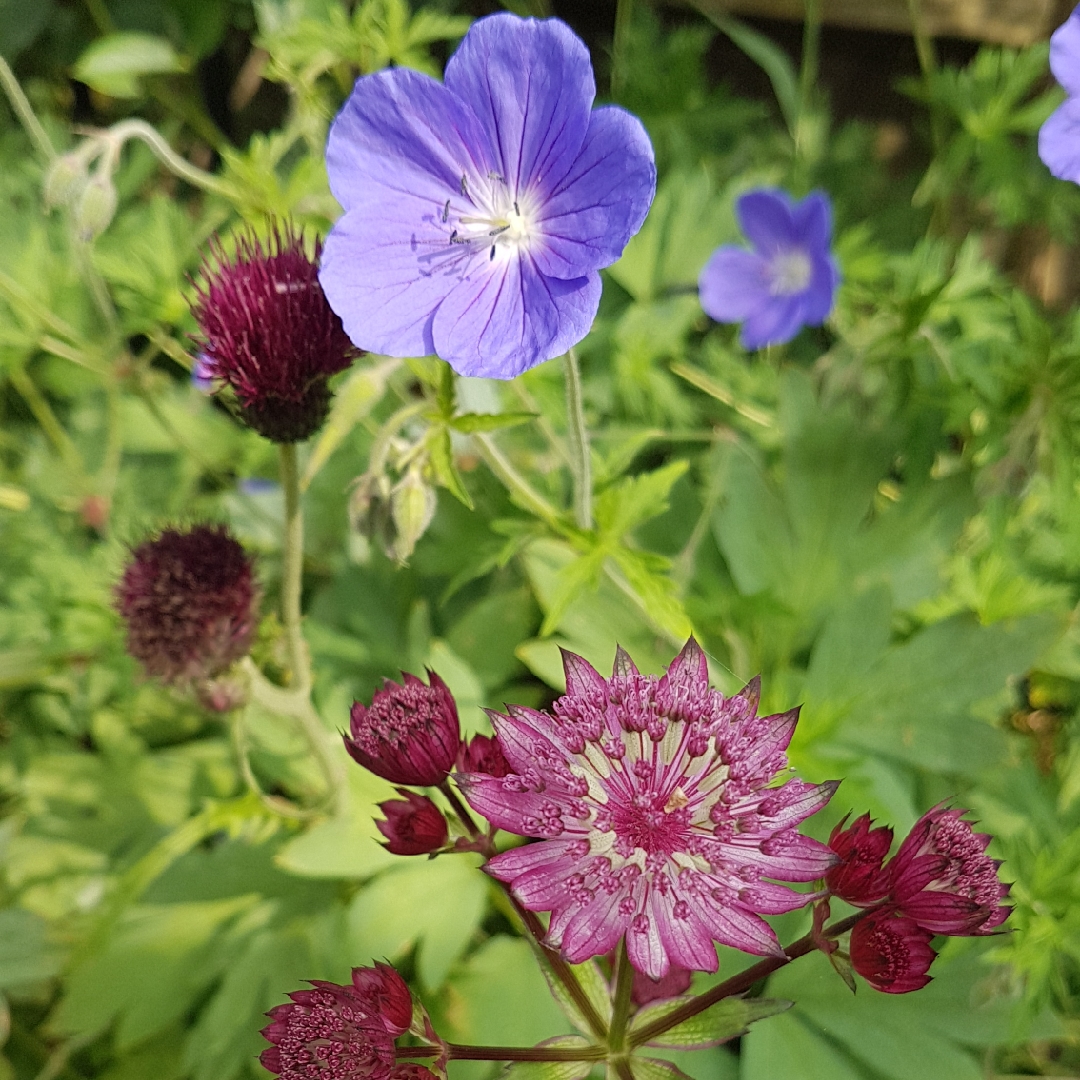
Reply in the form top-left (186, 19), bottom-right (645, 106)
top-left (260, 963), bottom-right (412, 1079)
top-left (890, 804), bottom-right (1010, 935)
top-left (458, 638), bottom-right (838, 979)
top-left (826, 813), bottom-right (894, 906)
top-left (849, 911), bottom-right (936, 994)
top-left (345, 670), bottom-right (461, 787)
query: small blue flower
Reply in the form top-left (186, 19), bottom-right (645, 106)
top-left (191, 353), bottom-right (214, 394)
top-left (698, 189), bottom-right (839, 350)
top-left (319, 13), bottom-right (656, 379)
top-left (1039, 4), bottom-right (1080, 183)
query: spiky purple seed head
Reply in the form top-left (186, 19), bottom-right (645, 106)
top-left (345, 670), bottom-right (461, 787)
top-left (116, 524), bottom-right (258, 685)
top-left (191, 222), bottom-right (361, 442)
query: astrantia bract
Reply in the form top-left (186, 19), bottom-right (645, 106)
top-left (698, 188), bottom-right (839, 350)
top-left (319, 13), bottom-right (656, 379)
top-left (1039, 4), bottom-right (1080, 183)
top-left (458, 639), bottom-right (837, 979)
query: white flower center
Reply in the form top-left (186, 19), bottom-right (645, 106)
top-left (769, 250), bottom-right (812, 295)
top-left (445, 173), bottom-right (537, 262)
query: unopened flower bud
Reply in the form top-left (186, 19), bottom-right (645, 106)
top-left (350, 962), bottom-right (413, 1037)
top-left (377, 789), bottom-right (449, 856)
top-left (345, 670), bottom-right (460, 786)
top-left (849, 911), bottom-right (936, 994)
top-left (390, 467), bottom-right (436, 563)
top-left (350, 470), bottom-right (395, 558)
top-left (74, 171), bottom-right (118, 241)
top-left (458, 733), bottom-right (512, 778)
top-left (116, 524), bottom-right (259, 685)
top-left (43, 151), bottom-right (88, 210)
top-left (194, 672), bottom-right (250, 713)
top-left (826, 813), bottom-right (893, 906)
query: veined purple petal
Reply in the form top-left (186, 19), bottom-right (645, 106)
top-left (698, 247), bottom-right (771, 322)
top-left (559, 887), bottom-right (634, 961)
top-left (432, 253), bottom-right (601, 377)
top-left (740, 294), bottom-right (805, 349)
top-left (1051, 7), bottom-right (1080, 96)
top-left (736, 189), bottom-right (798, 254)
top-left (627, 907), bottom-right (671, 979)
top-left (650, 888), bottom-right (719, 973)
top-left (561, 648), bottom-right (608, 698)
top-left (792, 191), bottom-right (832, 251)
top-left (484, 837), bottom-right (581, 884)
top-left (1040, 97), bottom-right (1080, 183)
top-left (686, 894), bottom-right (784, 957)
top-left (533, 106), bottom-right (656, 279)
top-left (444, 14), bottom-right (593, 195)
top-left (490, 708), bottom-right (560, 773)
top-left (802, 254), bottom-right (840, 324)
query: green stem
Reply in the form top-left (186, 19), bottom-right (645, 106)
top-left (472, 431), bottom-right (564, 529)
top-left (439, 779), bottom-right (482, 839)
top-left (397, 1044), bottom-right (605, 1063)
top-left (611, 0), bottom-right (635, 97)
top-left (626, 909), bottom-right (874, 1048)
top-left (0, 55), bottom-right (55, 161)
top-left (230, 706), bottom-right (319, 821)
top-left (562, 348), bottom-right (592, 531)
top-left (8, 367), bottom-right (85, 478)
top-left (279, 443), bottom-right (308, 693)
top-left (906, 0), bottom-right (944, 154)
top-left (608, 940), bottom-right (634, 1052)
top-left (794, 0), bottom-right (822, 172)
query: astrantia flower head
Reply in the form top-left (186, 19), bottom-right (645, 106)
top-left (377, 789), bottom-right (449, 856)
top-left (890, 804), bottom-right (1010, 935)
top-left (192, 223), bottom-right (361, 442)
top-left (698, 189), bottom-right (839, 350)
top-left (346, 670), bottom-right (461, 787)
top-left (320, 13), bottom-right (656, 378)
top-left (1039, 4), bottom-right (1080, 183)
top-left (116, 524), bottom-right (258, 685)
top-left (826, 813), bottom-right (894, 906)
top-left (849, 911), bottom-right (936, 994)
top-left (260, 964), bottom-right (412, 1079)
top-left (459, 732), bottom-right (512, 778)
top-left (459, 638), bottom-right (838, 978)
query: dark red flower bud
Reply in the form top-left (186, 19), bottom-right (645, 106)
top-left (377, 790), bottom-right (449, 856)
top-left (826, 813), bottom-right (894, 906)
top-left (345, 670), bottom-right (461, 786)
top-left (351, 962), bottom-right (414, 1036)
top-left (260, 972), bottom-right (398, 1080)
top-left (458, 732), bottom-right (512, 777)
top-left (631, 964), bottom-right (693, 1006)
top-left (116, 525), bottom-right (258, 685)
top-left (192, 222), bottom-right (361, 443)
top-left (890, 804), bottom-right (1010, 935)
top-left (849, 911), bottom-right (936, 994)
top-left (390, 1067), bottom-right (438, 1080)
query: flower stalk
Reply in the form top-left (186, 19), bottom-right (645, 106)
top-left (279, 443), bottom-right (308, 693)
top-left (563, 347), bottom-right (593, 530)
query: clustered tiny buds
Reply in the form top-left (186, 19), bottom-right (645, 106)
top-left (458, 733), bottom-right (511, 778)
top-left (260, 963), bottom-right (433, 1080)
top-left (827, 805), bottom-right (1010, 992)
top-left (115, 524), bottom-right (258, 688)
top-left (377, 789), bottom-right (449, 856)
top-left (191, 222), bottom-right (361, 443)
top-left (345, 670), bottom-right (461, 787)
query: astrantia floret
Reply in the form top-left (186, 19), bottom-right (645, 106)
top-left (319, 13), bottom-right (656, 379)
top-left (458, 639), bottom-right (838, 979)
top-left (192, 223), bottom-right (361, 442)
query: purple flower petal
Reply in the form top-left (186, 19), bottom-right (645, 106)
top-left (802, 254), bottom-right (841, 325)
top-left (443, 13), bottom-right (593, 194)
top-left (559, 887), bottom-right (633, 961)
top-left (736, 189), bottom-right (798, 254)
top-left (792, 191), bottom-right (832, 251)
top-left (533, 105), bottom-right (656, 279)
top-left (740, 294), bottom-right (806, 349)
top-left (698, 247), bottom-right (771, 322)
top-left (1040, 97), bottom-right (1080, 184)
top-left (432, 255), bottom-right (601, 377)
top-left (1051, 7), bottom-right (1080, 96)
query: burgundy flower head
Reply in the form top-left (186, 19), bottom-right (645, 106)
top-left (192, 223), bottom-right (361, 442)
top-left (826, 813), bottom-right (894, 906)
top-left (260, 966), bottom-right (409, 1080)
top-left (890, 805), bottom-right (1010, 935)
top-left (459, 732), bottom-right (512, 777)
top-left (346, 670), bottom-right (461, 786)
top-left (849, 911), bottom-right (936, 994)
top-left (116, 524), bottom-right (258, 685)
top-left (459, 638), bottom-right (839, 978)
top-left (377, 789), bottom-right (449, 856)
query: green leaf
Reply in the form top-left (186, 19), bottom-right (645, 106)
top-left (0, 909), bottom-right (64, 990)
top-left (630, 996), bottom-right (791, 1049)
top-left (626, 1056), bottom-right (693, 1080)
top-left (428, 426), bottom-right (473, 508)
top-left (538, 958), bottom-right (612, 1036)
top-left (449, 411), bottom-right (536, 434)
top-left (502, 1037), bottom-right (596, 1080)
top-left (610, 548), bottom-right (692, 641)
top-left (742, 1010), bottom-right (865, 1080)
top-left (73, 33), bottom-right (189, 98)
top-left (595, 461), bottom-right (689, 540)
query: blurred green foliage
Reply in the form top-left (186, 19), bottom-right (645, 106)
top-left (2, 0), bottom-right (1080, 1077)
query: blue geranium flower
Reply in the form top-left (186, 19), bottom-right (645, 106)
top-left (698, 189), bottom-right (839, 350)
top-left (1040, 4), bottom-right (1080, 183)
top-left (319, 13), bottom-right (656, 379)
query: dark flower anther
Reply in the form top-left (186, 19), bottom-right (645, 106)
top-left (116, 524), bottom-right (258, 686)
top-left (345, 670), bottom-right (461, 786)
top-left (458, 732), bottom-right (512, 778)
top-left (826, 813), bottom-right (894, 906)
top-left (377, 789), bottom-right (449, 856)
top-left (260, 964), bottom-right (413, 1080)
top-left (192, 222), bottom-right (361, 443)
top-left (849, 911), bottom-right (936, 994)
top-left (889, 804), bottom-right (1010, 936)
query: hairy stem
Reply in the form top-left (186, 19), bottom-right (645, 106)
top-left (473, 431), bottom-right (564, 529)
top-left (627, 909), bottom-right (873, 1048)
top-left (563, 348), bottom-right (593, 530)
top-left (279, 443), bottom-right (308, 693)
top-left (0, 55), bottom-right (55, 161)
